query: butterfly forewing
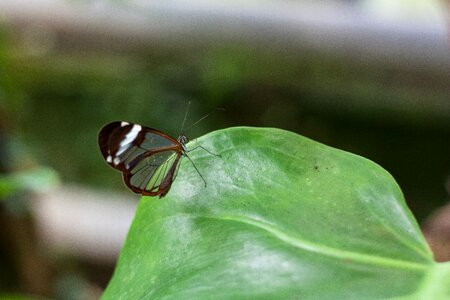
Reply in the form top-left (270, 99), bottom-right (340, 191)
top-left (99, 122), bottom-right (180, 170)
top-left (98, 121), bottom-right (183, 197)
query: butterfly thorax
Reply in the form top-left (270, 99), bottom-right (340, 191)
top-left (178, 134), bottom-right (188, 153)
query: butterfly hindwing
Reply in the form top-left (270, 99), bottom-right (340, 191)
top-left (124, 150), bottom-right (181, 196)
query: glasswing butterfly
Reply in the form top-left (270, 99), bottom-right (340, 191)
top-left (98, 104), bottom-right (220, 198)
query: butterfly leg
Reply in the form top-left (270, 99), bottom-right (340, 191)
top-left (188, 145), bottom-right (221, 157)
top-left (184, 154), bottom-right (207, 187)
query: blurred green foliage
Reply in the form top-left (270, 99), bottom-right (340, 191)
top-left (0, 30), bottom-right (448, 221)
top-left (0, 167), bottom-right (59, 199)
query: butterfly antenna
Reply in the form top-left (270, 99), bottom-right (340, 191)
top-left (185, 107), bottom-right (225, 132)
top-left (181, 101), bottom-right (191, 133)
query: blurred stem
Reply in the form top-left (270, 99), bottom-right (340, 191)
top-left (0, 110), bottom-right (52, 295)
top-left (0, 207), bottom-right (52, 295)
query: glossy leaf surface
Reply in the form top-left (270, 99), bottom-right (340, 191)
top-left (102, 127), bottom-right (450, 299)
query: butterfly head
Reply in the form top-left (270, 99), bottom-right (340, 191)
top-left (178, 134), bottom-right (189, 152)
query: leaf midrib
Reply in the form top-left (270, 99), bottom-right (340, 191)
top-left (175, 212), bottom-right (432, 271)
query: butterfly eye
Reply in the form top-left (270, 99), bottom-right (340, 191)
top-left (177, 135), bottom-right (189, 145)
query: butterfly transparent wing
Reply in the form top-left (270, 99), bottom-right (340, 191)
top-left (125, 150), bottom-right (181, 195)
top-left (99, 122), bottom-right (183, 196)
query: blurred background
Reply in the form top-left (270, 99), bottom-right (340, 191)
top-left (0, 0), bottom-right (449, 298)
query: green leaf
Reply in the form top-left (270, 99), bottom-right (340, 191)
top-left (102, 127), bottom-right (450, 299)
